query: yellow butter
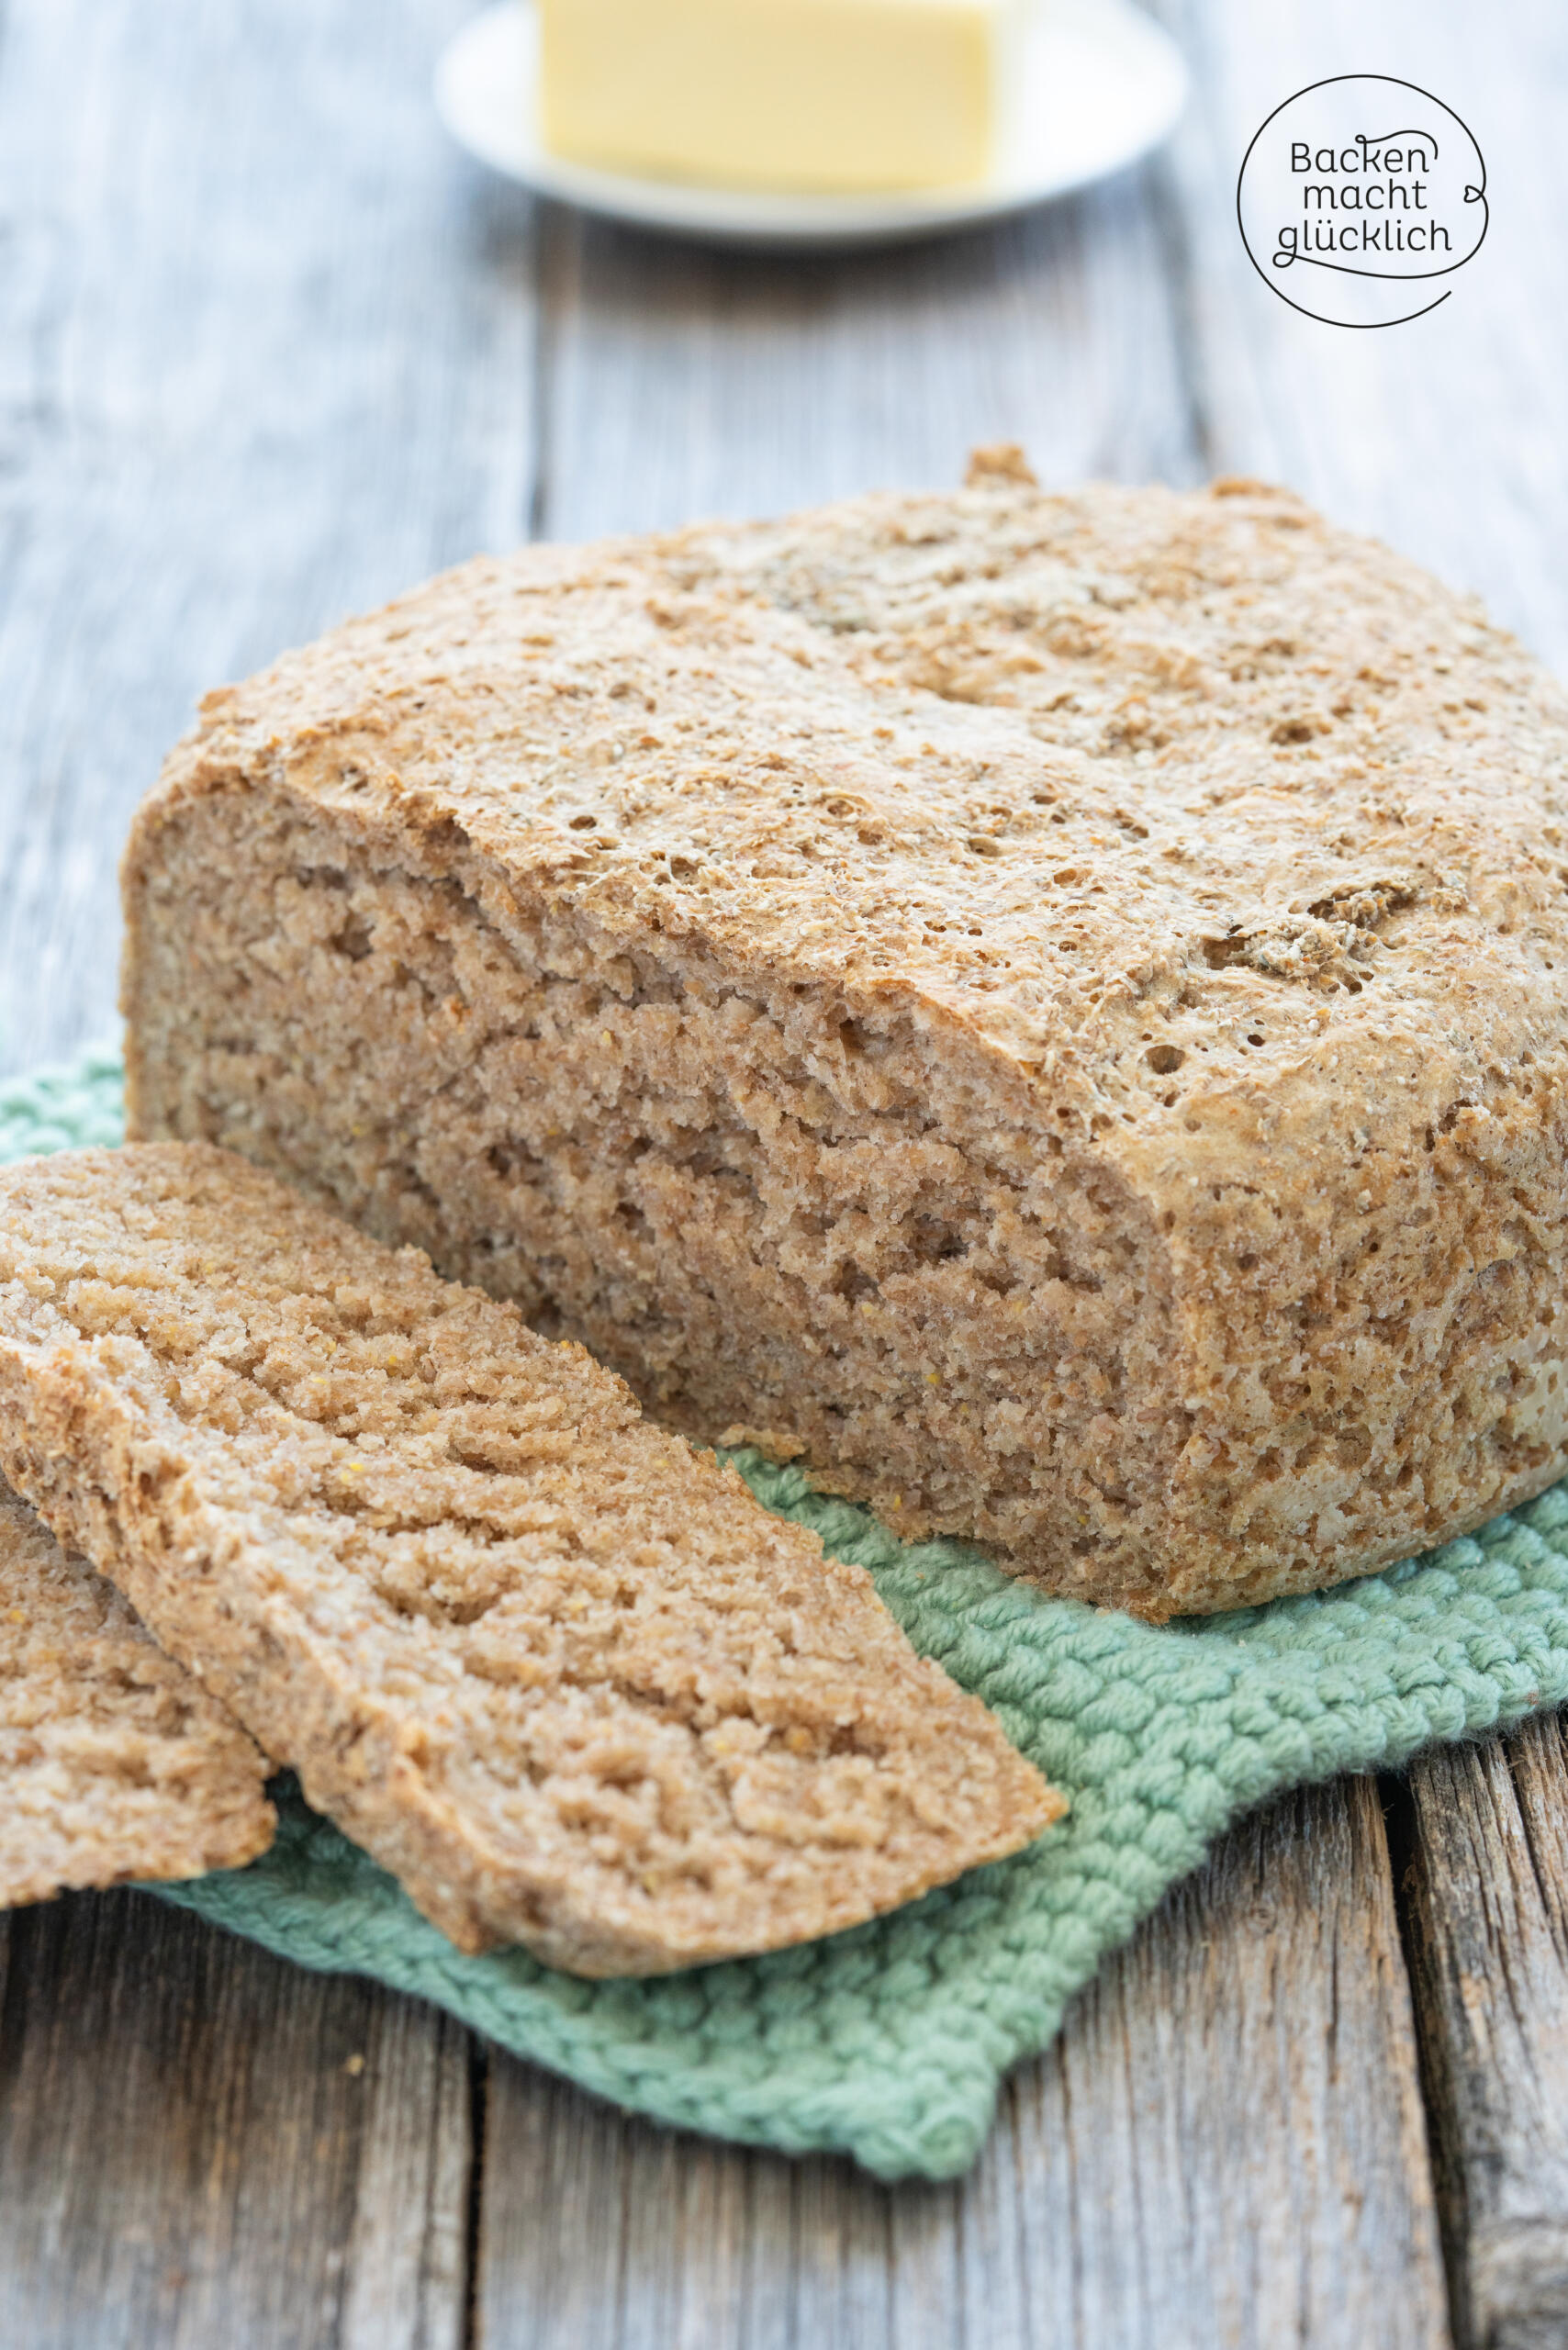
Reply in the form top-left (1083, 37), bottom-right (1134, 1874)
top-left (539, 0), bottom-right (1018, 194)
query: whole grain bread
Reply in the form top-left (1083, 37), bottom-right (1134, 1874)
top-left (121, 473), bottom-right (1568, 1617)
top-left (0, 1483), bottom-right (274, 1908)
top-left (0, 1144), bottom-right (1060, 1972)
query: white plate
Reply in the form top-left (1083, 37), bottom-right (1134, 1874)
top-left (434, 0), bottom-right (1188, 250)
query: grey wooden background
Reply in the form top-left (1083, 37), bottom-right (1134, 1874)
top-left (1, 1), bottom-right (1565, 2343)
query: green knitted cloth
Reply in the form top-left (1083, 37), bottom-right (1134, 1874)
top-left (6, 1049), bottom-right (1568, 2181)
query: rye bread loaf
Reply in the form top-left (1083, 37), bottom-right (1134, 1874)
top-left (0, 1483), bottom-right (274, 1908)
top-left (121, 473), bottom-right (1568, 1617)
top-left (0, 1144), bottom-right (1059, 1973)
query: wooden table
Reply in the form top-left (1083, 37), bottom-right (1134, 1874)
top-left (1, 3), bottom-right (1565, 2342)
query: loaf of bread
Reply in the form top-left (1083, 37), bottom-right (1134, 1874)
top-left (122, 475), bottom-right (1568, 1617)
top-left (0, 1483), bottom-right (274, 1908)
top-left (0, 1144), bottom-right (1059, 1971)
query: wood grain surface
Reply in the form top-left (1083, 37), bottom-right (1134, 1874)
top-left (0, 0), bottom-right (537, 1079)
top-left (0, 0), bottom-right (1563, 2342)
top-left (0, 1891), bottom-right (473, 2350)
top-left (473, 1780), bottom-right (1446, 2350)
top-left (1402, 1722), bottom-right (1568, 2350)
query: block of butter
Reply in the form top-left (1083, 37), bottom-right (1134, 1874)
top-left (539, 0), bottom-right (1021, 194)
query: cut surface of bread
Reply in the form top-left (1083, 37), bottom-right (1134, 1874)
top-left (0, 1483), bottom-right (274, 1908)
top-left (121, 476), bottom-right (1568, 1615)
top-left (0, 1144), bottom-right (1060, 1973)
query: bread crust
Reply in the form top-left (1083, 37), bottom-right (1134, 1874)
top-left (0, 1145), bottom-right (1060, 1972)
top-left (0, 1484), bottom-right (274, 1907)
top-left (121, 478), bottom-right (1568, 1615)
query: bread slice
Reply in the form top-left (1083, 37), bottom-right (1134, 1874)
top-left (119, 474), bottom-right (1568, 1617)
top-left (0, 1482), bottom-right (274, 1908)
top-left (0, 1143), bottom-right (1060, 1973)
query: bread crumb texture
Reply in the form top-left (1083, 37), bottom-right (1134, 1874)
top-left (122, 477), bottom-right (1568, 1615)
top-left (0, 1145), bottom-right (1060, 1972)
top-left (0, 1483), bottom-right (274, 1907)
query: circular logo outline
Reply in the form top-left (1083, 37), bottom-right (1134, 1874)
top-left (1236, 74), bottom-right (1488, 330)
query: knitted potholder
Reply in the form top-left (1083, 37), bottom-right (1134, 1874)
top-left (6, 1050), bottom-right (1568, 2181)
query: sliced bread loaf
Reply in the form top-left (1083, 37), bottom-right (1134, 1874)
top-left (0, 1144), bottom-right (1060, 1973)
top-left (0, 1483), bottom-right (274, 1908)
top-left (120, 475), bottom-right (1568, 1616)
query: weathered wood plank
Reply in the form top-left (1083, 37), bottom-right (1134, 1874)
top-left (1036, 1776), bottom-right (1449, 2350)
top-left (1401, 1720), bottom-right (1568, 2350)
top-left (475, 1779), bottom-right (1449, 2350)
top-left (535, 162), bottom-right (1204, 546)
top-left (0, 0), bottom-right (539, 1079)
top-left (0, 1886), bottom-right (473, 2350)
